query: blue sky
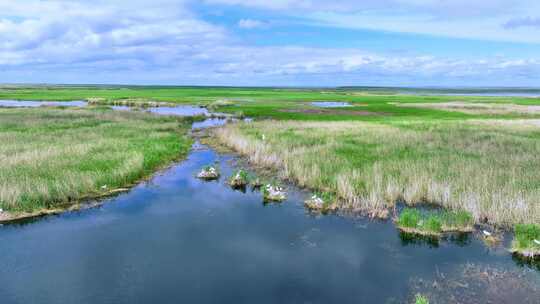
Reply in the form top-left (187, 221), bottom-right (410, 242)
top-left (1, 0), bottom-right (540, 87)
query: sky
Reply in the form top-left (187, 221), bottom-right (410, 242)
top-left (1, 0), bottom-right (540, 87)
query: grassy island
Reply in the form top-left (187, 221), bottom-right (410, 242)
top-left (396, 208), bottom-right (474, 236)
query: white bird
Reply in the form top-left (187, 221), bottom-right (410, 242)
top-left (482, 230), bottom-right (492, 237)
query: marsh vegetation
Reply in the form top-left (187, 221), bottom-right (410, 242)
top-left (0, 107), bottom-right (191, 214)
top-left (215, 119), bottom-right (540, 226)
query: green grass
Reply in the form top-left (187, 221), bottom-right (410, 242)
top-left (0, 107), bottom-right (192, 212)
top-left (512, 224), bottom-right (540, 254)
top-left (397, 208), bottom-right (474, 234)
top-left (397, 209), bottom-right (443, 234)
top-left (397, 209), bottom-right (422, 229)
top-left (441, 210), bottom-right (474, 230)
top-left (2, 85), bottom-right (540, 122)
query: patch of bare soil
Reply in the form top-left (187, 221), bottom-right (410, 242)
top-left (279, 108), bottom-right (384, 116)
top-left (408, 263), bottom-right (540, 304)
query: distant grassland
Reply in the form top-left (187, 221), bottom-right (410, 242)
top-left (215, 119), bottom-right (540, 226)
top-left (0, 107), bottom-right (192, 212)
top-left (2, 85), bottom-right (540, 122)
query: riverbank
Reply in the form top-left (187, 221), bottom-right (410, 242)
top-left (213, 119), bottom-right (540, 227)
top-left (0, 107), bottom-right (192, 221)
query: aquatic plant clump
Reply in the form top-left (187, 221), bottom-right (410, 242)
top-left (511, 224), bottom-right (540, 258)
top-left (397, 208), bottom-right (474, 236)
top-left (197, 165), bottom-right (220, 180)
top-left (229, 169), bottom-right (250, 188)
top-left (262, 184), bottom-right (287, 202)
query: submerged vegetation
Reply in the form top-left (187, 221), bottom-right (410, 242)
top-left (0, 107), bottom-right (192, 214)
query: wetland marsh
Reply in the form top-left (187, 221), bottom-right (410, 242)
top-left (0, 86), bottom-right (539, 303)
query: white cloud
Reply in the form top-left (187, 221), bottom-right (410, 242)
top-left (0, 1), bottom-right (226, 65)
top-left (0, 0), bottom-right (539, 86)
top-left (237, 19), bottom-right (266, 29)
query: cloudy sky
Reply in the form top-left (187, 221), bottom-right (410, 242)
top-left (1, 0), bottom-right (540, 86)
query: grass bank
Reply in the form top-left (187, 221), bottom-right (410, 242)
top-left (214, 119), bottom-right (540, 226)
top-left (0, 107), bottom-right (192, 216)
